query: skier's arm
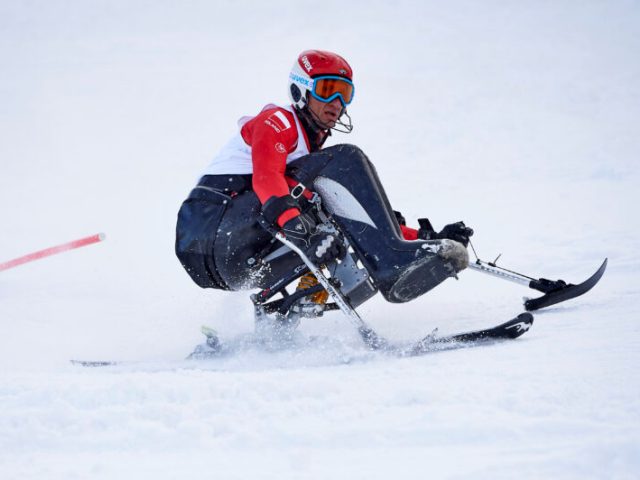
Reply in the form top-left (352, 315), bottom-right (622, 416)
top-left (245, 109), bottom-right (344, 265)
top-left (244, 110), bottom-right (300, 227)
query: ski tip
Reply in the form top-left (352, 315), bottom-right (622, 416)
top-left (594, 258), bottom-right (608, 275)
top-left (599, 258), bottom-right (608, 278)
top-left (524, 258), bottom-right (608, 311)
top-left (504, 313), bottom-right (534, 338)
top-left (97, 232), bottom-right (107, 241)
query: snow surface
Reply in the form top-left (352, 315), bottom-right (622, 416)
top-left (1, 1), bottom-right (639, 478)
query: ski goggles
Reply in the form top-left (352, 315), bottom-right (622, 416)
top-left (310, 75), bottom-right (355, 106)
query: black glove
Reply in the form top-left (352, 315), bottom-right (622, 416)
top-left (282, 214), bottom-right (346, 265)
top-left (418, 218), bottom-right (474, 247)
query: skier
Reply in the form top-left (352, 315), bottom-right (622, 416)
top-left (176, 49), bottom-right (473, 311)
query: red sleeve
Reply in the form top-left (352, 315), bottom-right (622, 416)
top-left (241, 108), bottom-right (300, 227)
top-left (400, 224), bottom-right (419, 240)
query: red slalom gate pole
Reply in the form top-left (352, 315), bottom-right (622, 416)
top-left (0, 233), bottom-right (106, 272)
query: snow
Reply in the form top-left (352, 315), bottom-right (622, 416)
top-left (1, 0), bottom-right (639, 478)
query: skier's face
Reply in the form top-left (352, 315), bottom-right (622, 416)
top-left (307, 95), bottom-right (343, 129)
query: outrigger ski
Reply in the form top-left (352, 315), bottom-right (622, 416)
top-left (468, 256), bottom-right (608, 311)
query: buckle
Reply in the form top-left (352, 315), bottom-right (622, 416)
top-left (309, 191), bottom-right (320, 204)
top-left (290, 183), bottom-right (306, 199)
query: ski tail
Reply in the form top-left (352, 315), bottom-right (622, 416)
top-left (70, 359), bottom-right (119, 367)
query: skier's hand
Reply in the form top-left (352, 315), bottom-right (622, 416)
top-left (418, 219), bottom-right (474, 247)
top-left (438, 221), bottom-right (474, 247)
top-left (282, 214), bottom-right (346, 265)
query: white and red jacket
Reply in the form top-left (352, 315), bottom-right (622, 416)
top-left (202, 104), bottom-right (419, 239)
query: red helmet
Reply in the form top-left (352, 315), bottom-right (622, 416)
top-left (289, 50), bottom-right (354, 110)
